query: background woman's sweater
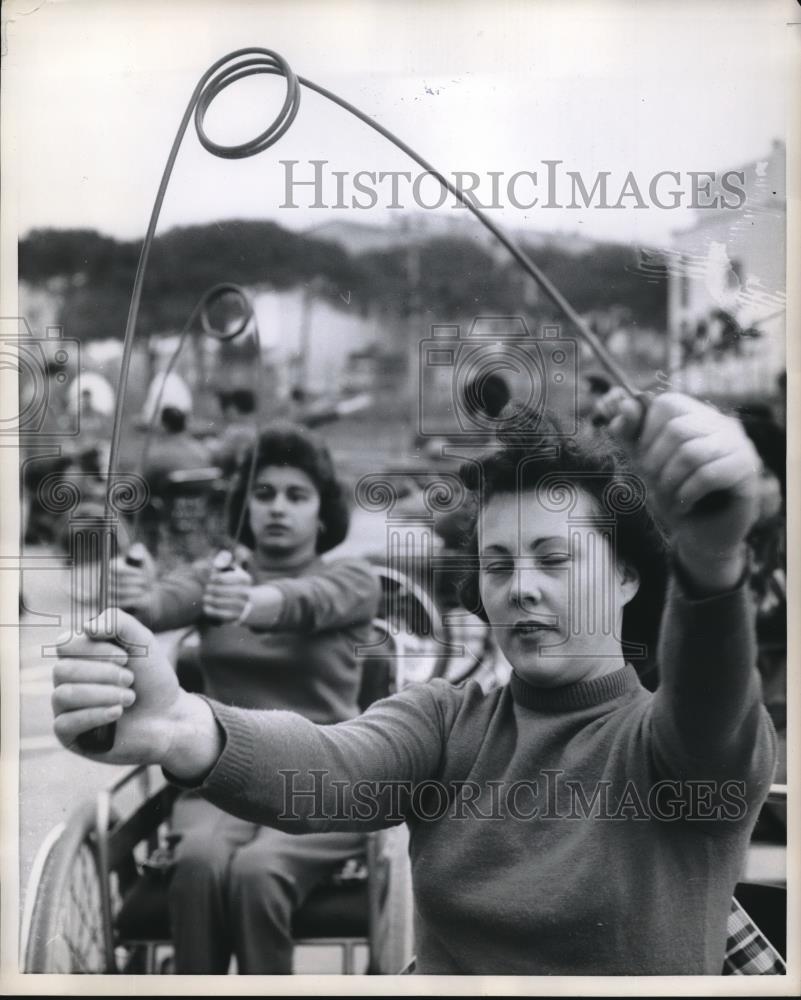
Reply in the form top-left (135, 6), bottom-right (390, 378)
top-left (130, 555), bottom-right (380, 723)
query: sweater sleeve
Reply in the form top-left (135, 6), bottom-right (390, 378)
top-left (648, 574), bottom-right (776, 802)
top-left (168, 679), bottom-right (464, 833)
top-left (128, 561), bottom-right (208, 632)
top-left (268, 558), bottom-right (381, 633)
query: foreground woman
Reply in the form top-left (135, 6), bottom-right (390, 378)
top-left (52, 392), bottom-right (776, 974)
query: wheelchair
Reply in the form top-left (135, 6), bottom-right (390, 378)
top-left (20, 764), bottom-right (414, 975)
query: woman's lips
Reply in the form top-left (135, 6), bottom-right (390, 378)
top-left (512, 619), bottom-right (559, 639)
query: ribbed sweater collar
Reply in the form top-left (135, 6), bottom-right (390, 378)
top-left (510, 663), bottom-right (641, 712)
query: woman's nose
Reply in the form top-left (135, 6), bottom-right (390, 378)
top-left (268, 491), bottom-right (289, 514)
top-left (510, 566), bottom-right (543, 607)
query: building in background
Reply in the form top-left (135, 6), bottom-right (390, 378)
top-left (250, 284), bottom-right (377, 395)
top-left (666, 140), bottom-right (785, 404)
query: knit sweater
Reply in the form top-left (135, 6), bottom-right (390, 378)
top-left (132, 555), bottom-right (379, 723)
top-left (180, 577), bottom-right (776, 974)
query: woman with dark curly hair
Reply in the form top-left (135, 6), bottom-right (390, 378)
top-left (56, 392), bottom-right (776, 975)
top-left (108, 422), bottom-right (380, 974)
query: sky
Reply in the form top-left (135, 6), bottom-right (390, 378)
top-left (2, 0), bottom-right (797, 250)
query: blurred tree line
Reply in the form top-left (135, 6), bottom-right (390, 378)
top-left (19, 221), bottom-right (666, 340)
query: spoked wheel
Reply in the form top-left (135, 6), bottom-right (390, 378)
top-left (369, 565), bottom-right (512, 691)
top-left (371, 567), bottom-right (455, 688)
top-left (23, 801), bottom-right (115, 973)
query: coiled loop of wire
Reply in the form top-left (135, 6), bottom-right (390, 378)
top-left (194, 49), bottom-right (301, 159)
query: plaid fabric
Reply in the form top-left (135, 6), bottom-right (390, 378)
top-left (722, 897), bottom-right (786, 975)
top-left (399, 897), bottom-right (785, 975)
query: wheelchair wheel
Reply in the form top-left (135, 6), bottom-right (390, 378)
top-left (372, 566), bottom-right (456, 688)
top-left (23, 801), bottom-right (114, 973)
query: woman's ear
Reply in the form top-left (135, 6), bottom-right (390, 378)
top-left (617, 560), bottom-right (640, 607)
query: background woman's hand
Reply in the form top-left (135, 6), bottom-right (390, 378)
top-left (202, 562), bottom-right (254, 622)
top-left (109, 545), bottom-right (156, 609)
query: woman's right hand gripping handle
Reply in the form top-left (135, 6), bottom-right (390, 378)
top-left (74, 546), bottom-right (157, 755)
top-left (52, 609), bottom-right (222, 781)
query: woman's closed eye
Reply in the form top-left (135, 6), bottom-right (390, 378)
top-left (483, 559), bottom-right (515, 575)
top-left (537, 553), bottom-right (571, 566)
top-left (482, 554), bottom-right (571, 574)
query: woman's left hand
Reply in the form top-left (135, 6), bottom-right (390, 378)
top-left (602, 390), bottom-right (762, 591)
top-left (202, 562), bottom-right (254, 622)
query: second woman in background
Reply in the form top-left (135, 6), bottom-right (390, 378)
top-left (112, 423), bottom-right (380, 974)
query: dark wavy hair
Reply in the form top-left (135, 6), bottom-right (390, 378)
top-left (458, 409), bottom-right (668, 681)
top-left (228, 423), bottom-right (350, 554)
